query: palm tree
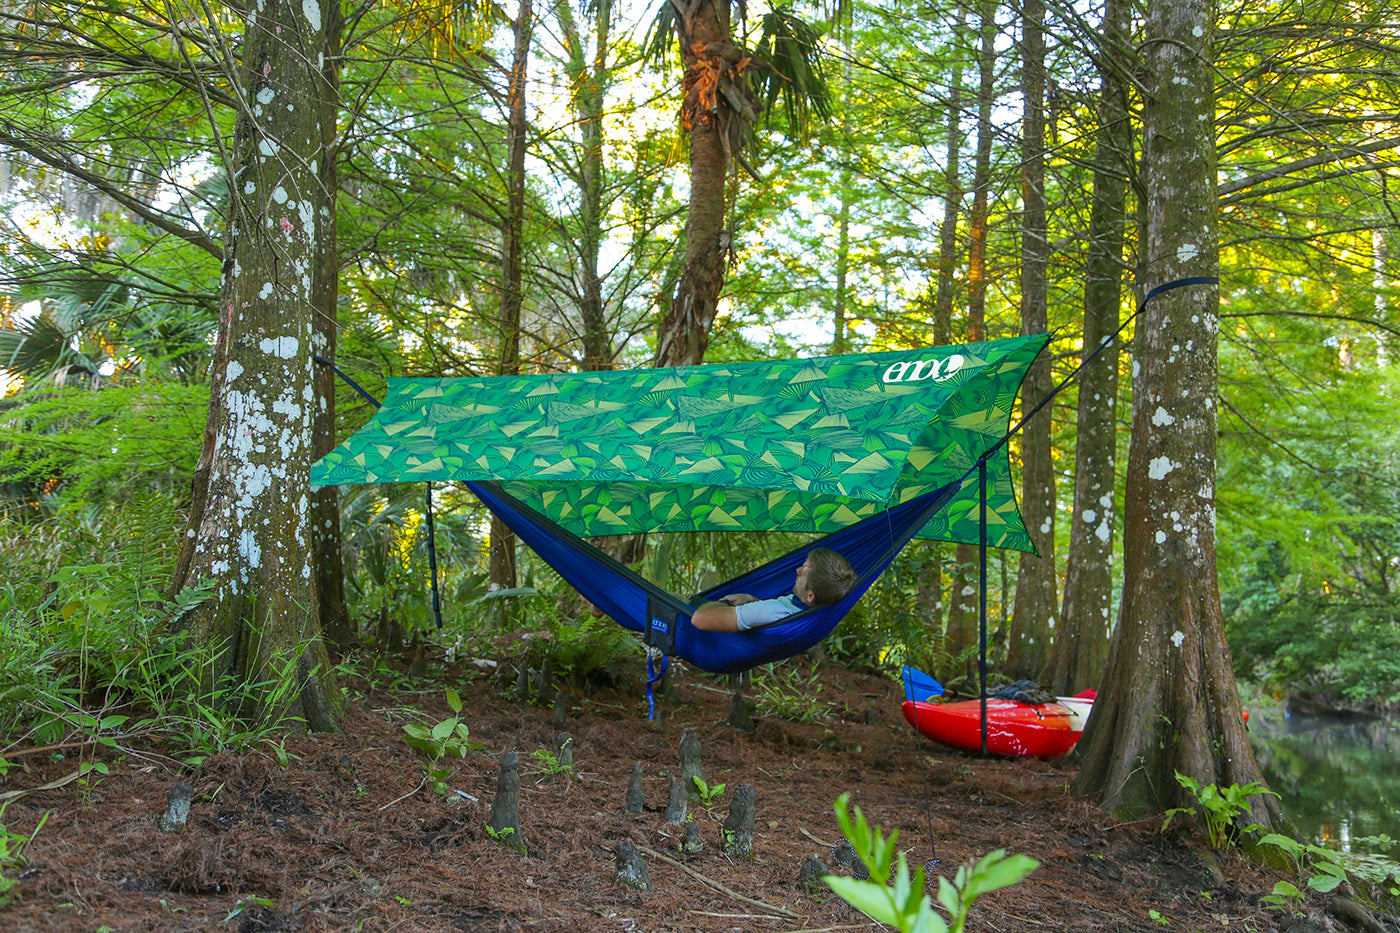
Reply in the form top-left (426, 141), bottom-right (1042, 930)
top-left (645, 2), bottom-right (832, 367)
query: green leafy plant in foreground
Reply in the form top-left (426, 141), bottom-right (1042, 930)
top-left (1164, 771), bottom-right (1278, 849)
top-left (1257, 831), bottom-right (1348, 913)
top-left (402, 688), bottom-right (484, 795)
top-left (825, 794), bottom-right (1038, 933)
top-left (0, 801), bottom-right (49, 906)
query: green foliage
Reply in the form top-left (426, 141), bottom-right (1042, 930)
top-left (0, 494), bottom-right (326, 767)
top-left (513, 611), bottom-right (638, 692)
top-left (826, 794), bottom-right (1038, 933)
top-left (691, 776), bottom-right (726, 806)
top-left (1219, 345), bottom-right (1400, 708)
top-left (1229, 590), bottom-right (1400, 705)
top-left (0, 495), bottom-right (206, 742)
top-left (401, 688), bottom-right (484, 795)
top-left (1257, 832), bottom-right (1348, 912)
top-left (224, 896), bottom-right (276, 922)
top-left (0, 381), bottom-right (206, 507)
top-left (529, 747), bottom-right (574, 780)
top-left (753, 661), bottom-right (830, 722)
top-left (1164, 772), bottom-right (1278, 849)
top-left (0, 802), bottom-right (49, 906)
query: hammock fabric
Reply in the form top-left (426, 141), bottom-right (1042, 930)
top-left (312, 334), bottom-right (1048, 674)
top-left (468, 479), bottom-right (960, 673)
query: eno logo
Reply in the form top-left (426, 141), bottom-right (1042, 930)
top-left (650, 618), bottom-right (670, 632)
top-left (882, 355), bottom-right (965, 384)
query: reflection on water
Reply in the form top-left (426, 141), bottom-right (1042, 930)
top-left (1249, 706), bottom-right (1400, 856)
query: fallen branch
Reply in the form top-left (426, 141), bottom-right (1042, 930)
top-left (637, 843), bottom-right (799, 919)
top-left (376, 777), bottom-right (427, 811)
top-left (0, 767), bottom-right (87, 804)
top-left (0, 739), bottom-right (96, 760)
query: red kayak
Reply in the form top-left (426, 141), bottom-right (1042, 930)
top-left (902, 695), bottom-right (1093, 758)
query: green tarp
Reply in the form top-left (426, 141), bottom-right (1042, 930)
top-left (311, 333), bottom-right (1048, 551)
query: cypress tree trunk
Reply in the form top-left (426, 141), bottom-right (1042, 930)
top-left (311, 0), bottom-right (353, 651)
top-left (1007, 0), bottom-right (1054, 681)
top-left (490, 0), bottom-right (533, 591)
top-left (172, 0), bottom-right (341, 730)
top-left (1073, 0), bottom-right (1284, 832)
top-left (1043, 0), bottom-right (1129, 694)
top-left (557, 0), bottom-right (614, 371)
top-left (942, 0), bottom-right (997, 678)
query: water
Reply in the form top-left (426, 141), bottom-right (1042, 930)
top-left (1249, 705), bottom-right (1400, 856)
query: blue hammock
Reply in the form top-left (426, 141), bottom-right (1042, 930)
top-left (468, 480), bottom-right (961, 675)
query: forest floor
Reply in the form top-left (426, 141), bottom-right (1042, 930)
top-left (0, 649), bottom-right (1389, 933)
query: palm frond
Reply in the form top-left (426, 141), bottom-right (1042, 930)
top-left (753, 7), bottom-right (833, 141)
top-left (643, 0), bottom-right (680, 65)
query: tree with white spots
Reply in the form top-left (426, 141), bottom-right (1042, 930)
top-left (1072, 0), bottom-right (1284, 831)
top-left (168, 0), bottom-right (342, 729)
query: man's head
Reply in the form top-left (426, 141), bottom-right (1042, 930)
top-left (794, 547), bottom-right (857, 607)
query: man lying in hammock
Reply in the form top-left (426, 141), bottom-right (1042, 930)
top-left (690, 548), bottom-right (858, 633)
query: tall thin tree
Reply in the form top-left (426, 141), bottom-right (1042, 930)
top-left (1006, 0), bottom-right (1054, 680)
top-left (943, 0), bottom-right (998, 679)
top-left (1043, 0), bottom-right (1130, 694)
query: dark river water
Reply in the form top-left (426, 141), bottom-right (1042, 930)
top-left (1249, 705), bottom-right (1400, 855)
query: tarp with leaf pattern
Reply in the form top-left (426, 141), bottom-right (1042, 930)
top-left (311, 333), bottom-right (1048, 551)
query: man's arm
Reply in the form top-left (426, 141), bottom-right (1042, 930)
top-left (689, 595), bottom-right (756, 632)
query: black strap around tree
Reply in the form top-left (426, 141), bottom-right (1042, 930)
top-left (963, 274), bottom-right (1218, 751)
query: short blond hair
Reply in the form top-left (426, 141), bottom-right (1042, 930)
top-left (806, 548), bottom-right (857, 606)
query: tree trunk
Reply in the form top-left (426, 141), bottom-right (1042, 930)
top-left (933, 0), bottom-right (967, 350)
top-left (831, 22), bottom-right (856, 356)
top-left (490, 0), bottom-right (533, 591)
top-left (942, 0), bottom-right (997, 678)
top-left (557, 0), bottom-right (614, 371)
top-left (1073, 0), bottom-right (1285, 832)
top-left (653, 0), bottom-right (731, 369)
top-left (1006, 0), bottom-right (1054, 681)
top-left (171, 0), bottom-right (341, 730)
top-left (1043, 0), bottom-right (1129, 694)
top-left (311, 0), bottom-right (354, 651)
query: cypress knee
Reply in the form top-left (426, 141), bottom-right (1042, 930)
top-left (663, 771), bottom-right (688, 825)
top-left (614, 839), bottom-right (652, 891)
top-left (797, 853), bottom-right (829, 892)
top-left (679, 727), bottom-right (705, 799)
top-left (721, 783), bottom-right (756, 859)
top-left (487, 751), bottom-right (527, 853)
top-left (625, 762), bottom-right (645, 814)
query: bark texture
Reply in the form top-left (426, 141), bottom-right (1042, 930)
top-left (1043, 0), bottom-right (1130, 695)
top-left (1007, 0), bottom-right (1055, 681)
top-left (172, 0), bottom-right (341, 731)
top-left (653, 0), bottom-right (734, 368)
top-left (942, 0), bottom-right (998, 675)
top-left (489, 0), bottom-right (534, 591)
top-left (310, 0), bottom-right (352, 651)
top-left (1073, 0), bottom-right (1284, 832)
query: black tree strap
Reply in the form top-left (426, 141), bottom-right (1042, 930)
top-left (963, 274), bottom-right (1219, 750)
